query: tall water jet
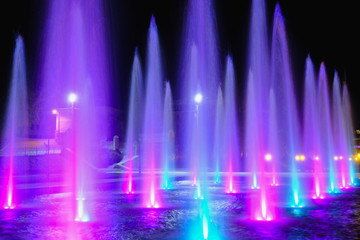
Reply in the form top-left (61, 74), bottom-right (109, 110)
top-left (213, 87), bottom-right (224, 184)
top-left (1, 36), bottom-right (28, 209)
top-left (246, 0), bottom-right (274, 220)
top-left (268, 90), bottom-right (280, 187)
top-left (342, 84), bottom-right (355, 185)
top-left (124, 48), bottom-right (143, 194)
top-left (142, 16), bottom-right (163, 208)
top-left (332, 72), bottom-right (349, 188)
top-left (246, 0), bottom-right (270, 191)
top-left (39, 0), bottom-right (110, 113)
top-left (271, 4), bottom-right (301, 207)
top-left (223, 56), bottom-right (240, 194)
top-left (180, 0), bottom-right (220, 198)
top-left (303, 56), bottom-right (325, 199)
top-left (162, 82), bottom-right (175, 189)
top-left (318, 63), bottom-right (336, 192)
top-left (38, 0), bottom-right (111, 222)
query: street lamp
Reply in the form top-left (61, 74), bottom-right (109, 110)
top-left (194, 93), bottom-right (203, 104)
top-left (265, 154), bottom-right (272, 162)
top-left (52, 109), bottom-right (60, 134)
top-left (68, 93), bottom-right (78, 108)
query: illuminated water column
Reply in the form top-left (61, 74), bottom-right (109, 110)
top-left (179, 0), bottom-right (220, 194)
top-left (39, 0), bottom-right (110, 222)
top-left (246, 0), bottom-right (270, 191)
top-left (162, 82), bottom-right (175, 190)
top-left (213, 87), bottom-right (224, 184)
top-left (125, 49), bottom-right (143, 194)
top-left (271, 4), bottom-right (301, 207)
top-left (245, 71), bottom-right (261, 190)
top-left (342, 84), bottom-right (356, 185)
top-left (268, 90), bottom-right (280, 187)
top-left (303, 56), bottom-right (325, 199)
top-left (318, 63), bottom-right (337, 192)
top-left (332, 72), bottom-right (349, 189)
top-left (246, 0), bottom-right (276, 220)
top-left (142, 16), bottom-right (163, 208)
top-left (1, 36), bottom-right (28, 209)
top-left (223, 56), bottom-right (240, 194)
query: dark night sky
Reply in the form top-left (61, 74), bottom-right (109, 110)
top-left (0, 0), bottom-right (359, 128)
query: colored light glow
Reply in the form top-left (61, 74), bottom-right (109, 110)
top-left (294, 191), bottom-right (299, 205)
top-left (150, 183), bottom-right (155, 206)
top-left (192, 176), bottom-right (197, 186)
top-left (203, 215), bottom-right (208, 239)
top-left (339, 156), bottom-right (343, 160)
top-left (52, 109), bottom-right (58, 114)
top-left (314, 156), bottom-right (319, 161)
top-left (261, 196), bottom-right (267, 219)
top-left (264, 154), bottom-right (272, 161)
top-left (68, 93), bottom-right (78, 103)
top-left (226, 178), bottom-right (236, 194)
top-left (334, 156), bottom-right (339, 160)
top-left (128, 178), bottom-right (132, 193)
top-left (215, 173), bottom-right (221, 184)
top-left (194, 93), bottom-right (203, 103)
top-left (4, 205), bottom-right (15, 209)
top-left (75, 197), bottom-right (89, 222)
top-left (295, 155), bottom-right (305, 161)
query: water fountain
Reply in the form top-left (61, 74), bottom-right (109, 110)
top-left (180, 0), bottom-right (220, 199)
top-left (303, 56), bottom-right (325, 199)
top-left (0, 0), bottom-right (358, 239)
top-left (245, 0), bottom-right (274, 220)
top-left (1, 36), bottom-right (28, 210)
top-left (318, 63), bottom-right (337, 193)
top-left (271, 3), bottom-right (302, 208)
top-left (37, 0), bottom-right (110, 223)
top-left (124, 48), bottom-right (143, 194)
top-left (343, 85), bottom-right (356, 185)
top-left (223, 56), bottom-right (240, 194)
top-left (162, 82), bottom-right (175, 190)
top-left (142, 16), bottom-right (163, 208)
top-left (213, 87), bottom-right (224, 184)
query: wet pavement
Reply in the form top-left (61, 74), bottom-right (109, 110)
top-left (1, 179), bottom-right (360, 239)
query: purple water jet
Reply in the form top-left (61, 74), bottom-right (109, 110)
top-left (303, 56), bottom-right (325, 198)
top-left (162, 82), bottom-right (175, 189)
top-left (124, 48), bottom-right (144, 194)
top-left (179, 0), bottom-right (220, 198)
top-left (223, 56), bottom-right (240, 194)
top-left (142, 16), bottom-right (163, 208)
top-left (1, 36), bottom-right (28, 209)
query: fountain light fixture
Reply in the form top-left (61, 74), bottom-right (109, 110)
top-left (334, 156), bottom-right (339, 161)
top-left (68, 93), bottom-right (78, 103)
top-left (314, 156), bottom-right (319, 161)
top-left (52, 109), bottom-right (58, 114)
top-left (265, 154), bottom-right (272, 161)
top-left (295, 155), bottom-right (305, 161)
top-left (194, 93), bottom-right (203, 103)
